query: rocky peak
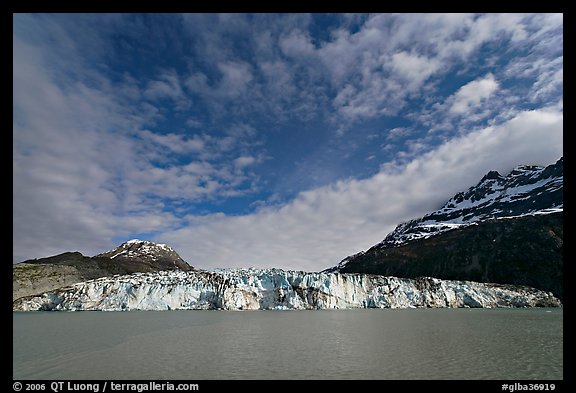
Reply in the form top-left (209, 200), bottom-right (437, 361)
top-left (480, 170), bottom-right (503, 182)
top-left (97, 239), bottom-right (192, 271)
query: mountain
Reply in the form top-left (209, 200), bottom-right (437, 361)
top-left (377, 157), bottom-right (562, 248)
top-left (13, 269), bottom-right (561, 311)
top-left (96, 239), bottom-right (192, 272)
top-left (12, 239), bottom-right (192, 301)
top-left (327, 158), bottom-right (563, 298)
top-left (12, 159), bottom-right (563, 310)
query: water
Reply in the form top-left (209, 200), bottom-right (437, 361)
top-left (13, 309), bottom-right (562, 380)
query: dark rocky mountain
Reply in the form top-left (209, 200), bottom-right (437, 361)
top-left (13, 239), bottom-right (192, 301)
top-left (326, 158), bottom-right (563, 299)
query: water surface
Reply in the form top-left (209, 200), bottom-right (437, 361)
top-left (13, 309), bottom-right (563, 379)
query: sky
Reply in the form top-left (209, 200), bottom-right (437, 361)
top-left (13, 13), bottom-right (563, 271)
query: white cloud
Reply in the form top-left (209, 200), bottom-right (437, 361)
top-left (144, 69), bottom-right (190, 110)
top-left (216, 61), bottom-right (254, 97)
top-left (279, 30), bottom-right (315, 57)
top-left (158, 107), bottom-right (562, 271)
top-left (234, 156), bottom-right (256, 169)
top-left (317, 13), bottom-right (558, 124)
top-left (13, 34), bottom-right (185, 260)
top-left (515, 56), bottom-right (563, 103)
top-left (258, 60), bottom-right (297, 105)
top-left (388, 51), bottom-right (441, 91)
top-left (139, 130), bottom-right (205, 155)
top-left (184, 161), bottom-right (214, 176)
top-left (449, 74), bottom-right (499, 115)
top-left (12, 20), bottom-right (263, 262)
top-left (532, 68), bottom-right (563, 101)
top-left (13, 13), bottom-right (563, 270)
top-left (185, 72), bottom-right (209, 93)
top-left (178, 13), bottom-right (561, 129)
top-left (145, 73), bottom-right (178, 100)
top-left (186, 118), bottom-right (202, 128)
top-left (386, 127), bottom-right (412, 141)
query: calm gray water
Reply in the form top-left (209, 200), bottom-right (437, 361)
top-left (13, 309), bottom-right (562, 380)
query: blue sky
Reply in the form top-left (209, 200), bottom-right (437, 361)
top-left (13, 13), bottom-right (563, 271)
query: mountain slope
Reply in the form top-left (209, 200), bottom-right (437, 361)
top-left (12, 240), bottom-right (193, 301)
top-left (327, 158), bottom-right (563, 299)
top-left (379, 157), bottom-right (562, 248)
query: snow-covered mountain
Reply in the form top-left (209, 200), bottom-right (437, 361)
top-left (13, 268), bottom-right (561, 311)
top-left (13, 158), bottom-right (563, 311)
top-left (383, 157), bottom-right (562, 247)
top-left (97, 239), bottom-right (192, 271)
top-left (330, 157), bottom-right (563, 273)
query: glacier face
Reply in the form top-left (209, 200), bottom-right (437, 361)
top-left (13, 269), bottom-right (561, 311)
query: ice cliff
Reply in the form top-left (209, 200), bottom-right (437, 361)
top-left (13, 268), bottom-right (561, 311)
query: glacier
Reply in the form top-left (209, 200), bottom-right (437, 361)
top-left (12, 269), bottom-right (561, 311)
